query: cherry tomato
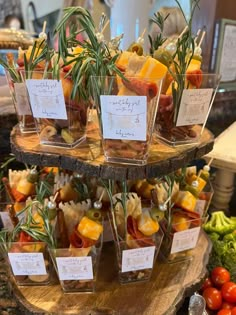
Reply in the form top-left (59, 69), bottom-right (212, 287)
top-left (231, 306), bottom-right (236, 315)
top-left (203, 287), bottom-right (222, 310)
top-left (221, 282), bottom-right (236, 303)
top-left (217, 309), bottom-right (232, 315)
top-left (201, 277), bottom-right (214, 291)
top-left (221, 301), bottom-right (235, 309)
top-left (211, 267), bottom-right (231, 287)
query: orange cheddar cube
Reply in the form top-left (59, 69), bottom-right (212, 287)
top-left (175, 191), bottom-right (197, 212)
top-left (138, 57), bottom-right (168, 81)
top-left (77, 216), bottom-right (103, 241)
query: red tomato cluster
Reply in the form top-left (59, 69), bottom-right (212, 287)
top-left (201, 267), bottom-right (236, 314)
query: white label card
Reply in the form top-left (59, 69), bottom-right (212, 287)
top-left (100, 95), bottom-right (147, 141)
top-left (56, 256), bottom-right (93, 280)
top-left (14, 83), bottom-right (32, 115)
top-left (176, 89), bottom-right (213, 126)
top-left (121, 246), bottom-right (155, 273)
top-left (0, 212), bottom-right (14, 231)
top-left (8, 252), bottom-right (47, 276)
top-left (170, 227), bottom-right (201, 254)
top-left (25, 79), bottom-right (67, 119)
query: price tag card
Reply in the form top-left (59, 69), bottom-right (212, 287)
top-left (56, 256), bottom-right (93, 281)
top-left (171, 227), bottom-right (201, 254)
top-left (100, 95), bottom-right (147, 141)
top-left (26, 79), bottom-right (67, 119)
top-left (14, 83), bottom-right (32, 115)
top-left (176, 89), bottom-right (213, 126)
top-left (121, 246), bottom-right (155, 273)
top-left (195, 199), bottom-right (206, 216)
top-left (8, 252), bottom-right (47, 276)
top-left (0, 212), bottom-right (14, 231)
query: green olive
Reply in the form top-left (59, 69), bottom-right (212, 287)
top-left (127, 42), bottom-right (143, 56)
top-left (193, 54), bottom-right (202, 62)
top-left (185, 184), bottom-right (199, 198)
top-left (150, 207), bottom-right (165, 221)
top-left (86, 208), bottom-right (102, 221)
top-left (27, 172), bottom-right (38, 183)
top-left (200, 171), bottom-right (209, 182)
top-left (153, 48), bottom-right (172, 67)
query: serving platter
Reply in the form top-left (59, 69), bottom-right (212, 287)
top-left (9, 231), bottom-right (211, 315)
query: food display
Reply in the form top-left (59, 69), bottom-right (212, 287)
top-left (110, 191), bottom-right (163, 283)
top-left (0, 0), bottom-right (224, 313)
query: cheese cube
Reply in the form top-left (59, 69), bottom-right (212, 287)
top-left (175, 191), bottom-right (197, 212)
top-left (137, 210), bottom-right (159, 236)
top-left (77, 216), bottom-right (103, 241)
top-left (138, 57), bottom-right (168, 81)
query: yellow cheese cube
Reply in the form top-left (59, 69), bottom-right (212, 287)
top-left (116, 51), bottom-right (134, 71)
top-left (175, 191), bottom-right (197, 212)
top-left (137, 211), bottom-right (159, 236)
top-left (138, 57), bottom-right (168, 81)
top-left (78, 216), bottom-right (103, 241)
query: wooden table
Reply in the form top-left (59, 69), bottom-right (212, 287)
top-left (9, 232), bottom-right (211, 315)
top-left (204, 122), bottom-right (236, 211)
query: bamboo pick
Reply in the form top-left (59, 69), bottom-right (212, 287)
top-left (42, 21), bottom-right (47, 34)
top-left (101, 19), bottom-right (110, 34)
top-left (178, 25), bottom-right (188, 39)
top-left (98, 188), bottom-right (105, 203)
top-left (198, 31), bottom-right (206, 48)
top-left (194, 29), bottom-right (201, 44)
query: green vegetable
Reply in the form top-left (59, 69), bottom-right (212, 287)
top-left (203, 211), bottom-right (236, 235)
top-left (206, 231), bottom-right (236, 282)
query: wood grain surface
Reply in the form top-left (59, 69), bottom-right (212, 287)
top-left (9, 231), bottom-right (211, 315)
top-left (10, 116), bottom-right (214, 180)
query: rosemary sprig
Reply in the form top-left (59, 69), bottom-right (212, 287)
top-left (149, 11), bottom-right (170, 56)
top-left (168, 0), bottom-right (200, 123)
top-left (54, 7), bottom-right (124, 105)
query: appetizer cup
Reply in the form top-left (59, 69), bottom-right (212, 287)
top-left (114, 229), bottom-right (164, 284)
top-left (159, 215), bottom-right (208, 263)
top-left (5, 242), bottom-right (52, 286)
top-left (20, 70), bottom-right (89, 148)
top-left (90, 75), bottom-right (162, 165)
top-left (156, 73), bottom-right (221, 146)
top-left (49, 242), bottom-right (102, 293)
top-left (5, 68), bottom-right (36, 133)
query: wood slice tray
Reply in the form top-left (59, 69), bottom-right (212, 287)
top-left (9, 231), bottom-right (211, 315)
top-left (10, 118), bottom-right (214, 180)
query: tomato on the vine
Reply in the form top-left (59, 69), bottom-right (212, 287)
top-left (221, 282), bottom-right (236, 303)
top-left (217, 309), bottom-right (232, 315)
top-left (201, 277), bottom-right (213, 291)
top-left (203, 287), bottom-right (222, 310)
top-left (211, 267), bottom-right (231, 287)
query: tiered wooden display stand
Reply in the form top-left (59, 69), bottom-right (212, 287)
top-left (9, 120), bottom-right (214, 315)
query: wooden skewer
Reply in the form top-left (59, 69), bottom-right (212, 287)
top-left (42, 21), bottom-right (47, 34)
top-left (98, 189), bottom-right (105, 203)
top-left (164, 195), bottom-right (171, 205)
top-left (194, 29), bottom-right (201, 44)
top-left (53, 191), bottom-right (59, 203)
top-left (101, 19), bottom-right (110, 34)
top-left (178, 25), bottom-right (188, 39)
top-left (198, 30), bottom-right (206, 48)
top-left (140, 28), bottom-right (146, 39)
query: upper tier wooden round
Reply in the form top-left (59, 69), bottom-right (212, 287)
top-left (10, 118), bottom-right (214, 180)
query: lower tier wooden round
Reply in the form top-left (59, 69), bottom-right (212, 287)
top-left (11, 232), bottom-right (211, 315)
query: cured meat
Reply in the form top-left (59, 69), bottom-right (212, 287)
top-left (70, 227), bottom-right (96, 248)
top-left (127, 215), bottom-right (155, 247)
top-left (122, 77), bottom-right (158, 101)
